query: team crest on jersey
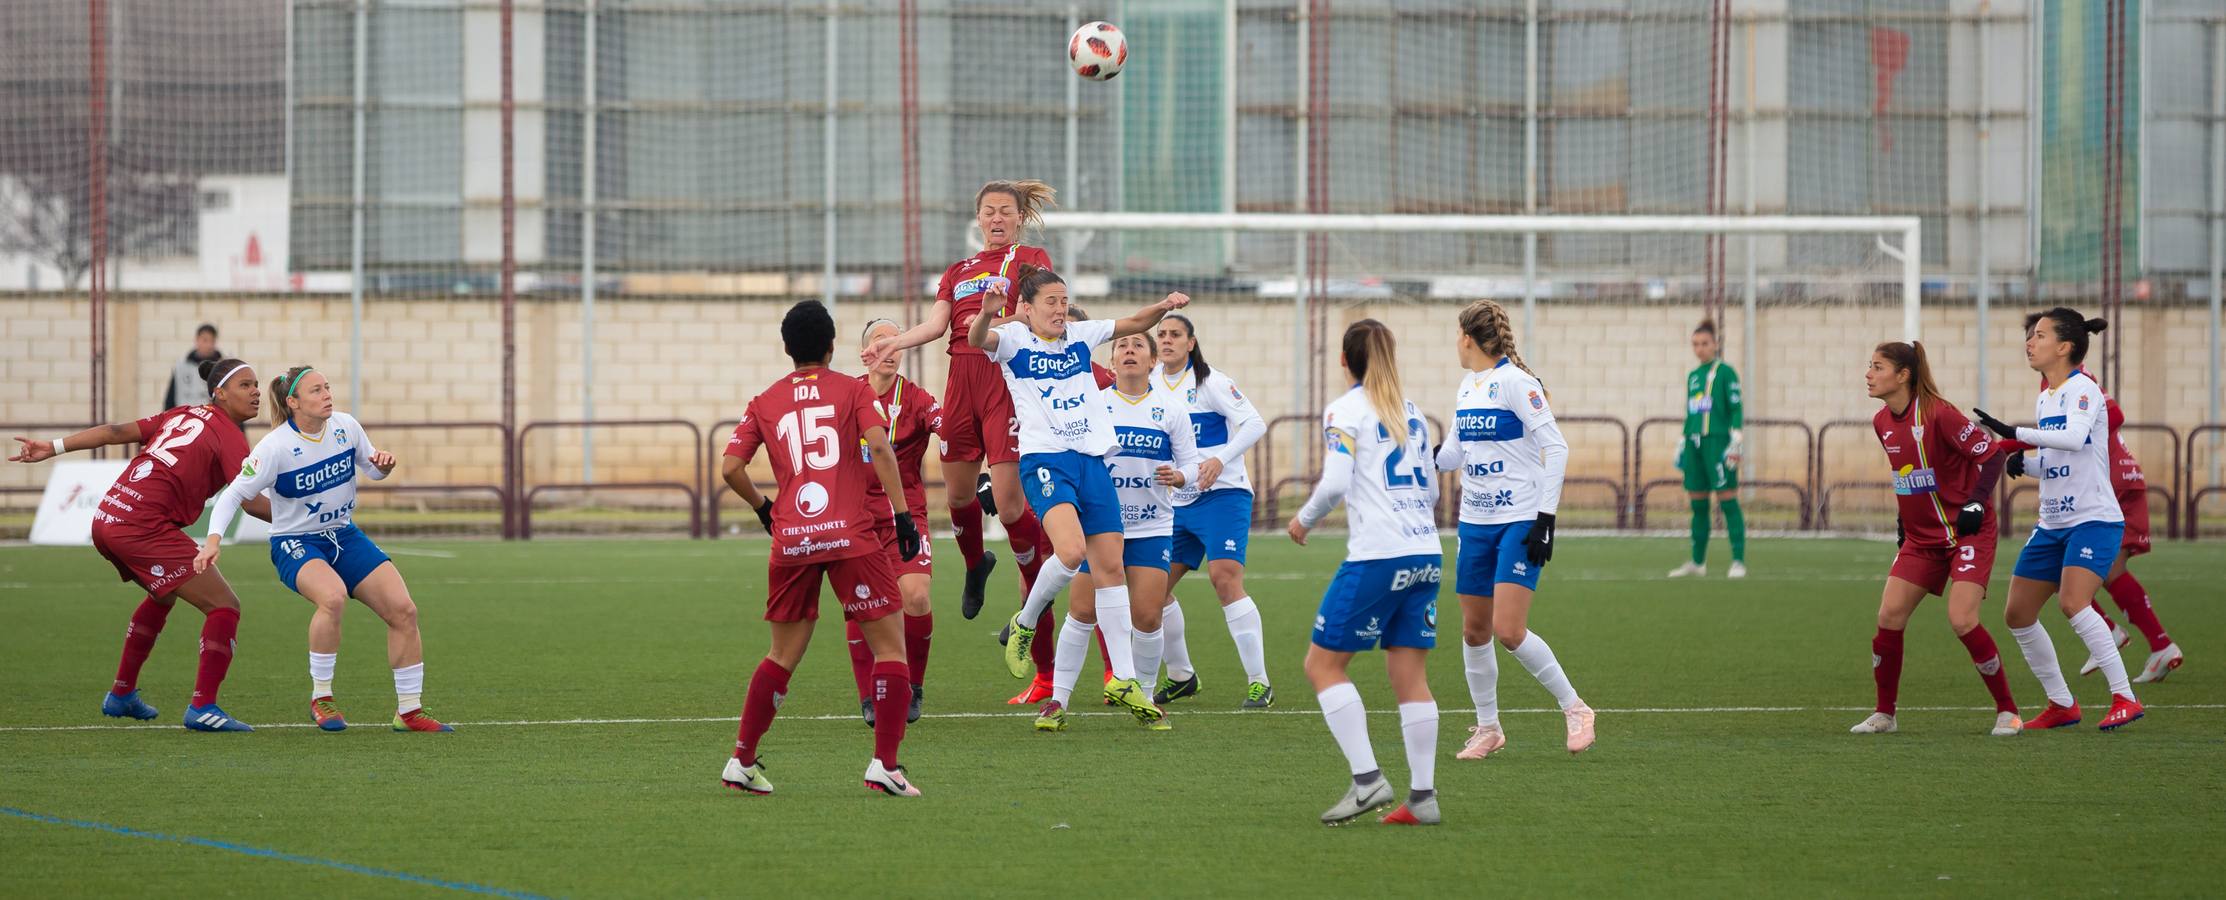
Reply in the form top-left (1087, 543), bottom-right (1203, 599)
top-left (335, 428), bottom-right (349, 445)
top-left (2078, 395), bottom-right (2090, 411)
top-left (1185, 388), bottom-right (1197, 404)
top-left (1487, 382), bottom-right (1500, 399)
top-left (1528, 390), bottom-right (1544, 411)
top-left (1912, 426), bottom-right (1924, 442)
top-left (1229, 384), bottom-right (1243, 401)
top-left (1150, 406), bottom-right (1165, 422)
top-left (130, 460), bottom-right (154, 482)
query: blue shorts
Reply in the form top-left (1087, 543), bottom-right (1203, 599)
top-left (1172, 488), bottom-right (1253, 569)
top-left (1080, 534), bottom-right (1174, 575)
top-left (1456, 520), bottom-right (1543, 595)
top-left (1311, 553), bottom-right (1442, 653)
top-left (270, 524), bottom-right (392, 594)
top-left (2012, 521), bottom-right (2124, 582)
top-left (1021, 451), bottom-right (1123, 537)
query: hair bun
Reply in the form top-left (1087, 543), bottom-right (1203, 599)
top-left (197, 359), bottom-right (220, 380)
top-left (2085, 317), bottom-right (2109, 334)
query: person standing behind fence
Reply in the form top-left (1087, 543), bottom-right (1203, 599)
top-left (1667, 319), bottom-right (1746, 580)
top-left (165, 324), bottom-right (244, 433)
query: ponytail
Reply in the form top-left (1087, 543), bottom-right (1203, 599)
top-left (1873, 340), bottom-right (1945, 410)
top-left (1457, 299), bottom-right (1545, 394)
top-left (975, 179), bottom-right (1057, 235)
top-left (1342, 319), bottom-right (1407, 434)
top-left (2023, 307), bottom-right (2109, 365)
top-left (268, 365), bottom-right (314, 426)
top-left (1162, 313), bottom-right (1211, 383)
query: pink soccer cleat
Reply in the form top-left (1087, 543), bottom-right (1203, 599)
top-left (1457, 723), bottom-right (1507, 760)
top-left (1564, 701), bottom-right (1597, 755)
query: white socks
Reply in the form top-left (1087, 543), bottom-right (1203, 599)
top-left (394, 662), bottom-right (425, 715)
top-left (1316, 682), bottom-right (1378, 776)
top-left (1462, 641), bottom-right (1500, 726)
top-left (1132, 628), bottom-right (1165, 690)
top-left (1161, 598), bottom-right (1194, 679)
top-left (2012, 622), bottom-right (2074, 707)
top-left (1399, 702), bottom-right (1438, 793)
top-left (1223, 597), bottom-right (1269, 686)
top-left (1093, 585), bottom-right (1138, 682)
top-left (2068, 605), bottom-right (2136, 699)
top-left (1018, 556), bottom-right (1079, 626)
top-left (1510, 631), bottom-right (1581, 710)
top-left (1050, 616), bottom-right (1093, 708)
top-left (310, 651), bottom-right (336, 700)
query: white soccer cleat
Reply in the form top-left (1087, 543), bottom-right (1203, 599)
top-left (2079, 624), bottom-right (2133, 676)
top-left (1563, 701), bottom-right (1596, 754)
top-left (721, 757), bottom-right (773, 795)
top-left (2132, 643), bottom-right (2184, 684)
top-left (1666, 561), bottom-right (1706, 578)
top-left (1726, 561), bottom-right (1747, 579)
top-left (1990, 711), bottom-right (2023, 736)
top-left (862, 758), bottom-right (921, 797)
top-left (1848, 712), bottom-right (1897, 734)
top-left (1456, 723), bottom-right (1507, 760)
top-left (1320, 778), bottom-right (1394, 826)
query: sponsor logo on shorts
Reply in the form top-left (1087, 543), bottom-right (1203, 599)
top-left (150, 565), bottom-right (166, 578)
top-left (1389, 563), bottom-right (1442, 591)
top-left (781, 536), bottom-right (855, 557)
top-left (854, 584), bottom-right (871, 599)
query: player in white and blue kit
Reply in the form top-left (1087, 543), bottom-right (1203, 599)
top-left (969, 263), bottom-right (1189, 727)
top-left (1287, 320), bottom-right (1442, 827)
top-left (1043, 332), bottom-right (1202, 732)
top-left (1435, 299), bottom-right (1595, 761)
top-left (1971, 308), bottom-right (2142, 731)
top-left (1150, 315), bottom-right (1275, 709)
top-left (199, 366), bottom-right (451, 733)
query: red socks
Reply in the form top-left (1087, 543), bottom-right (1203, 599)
top-left (733, 658), bottom-right (793, 766)
top-left (904, 613), bottom-right (932, 687)
top-left (113, 597), bottom-right (171, 696)
top-left (870, 660), bottom-right (911, 768)
top-left (1030, 607), bottom-right (1057, 678)
top-left (190, 607), bottom-right (240, 708)
top-left (1097, 628), bottom-right (1115, 679)
top-left (951, 501), bottom-right (986, 568)
top-left (844, 620), bottom-right (874, 702)
top-left (1870, 628), bottom-right (1904, 715)
top-left (2104, 572), bottom-right (2172, 652)
top-left (1006, 510), bottom-right (1047, 576)
top-left (1957, 626), bottom-right (2019, 715)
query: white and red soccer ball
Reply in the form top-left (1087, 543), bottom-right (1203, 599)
top-left (1069, 21), bottom-right (1127, 81)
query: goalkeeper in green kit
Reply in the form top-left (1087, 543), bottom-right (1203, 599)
top-left (1668, 319), bottom-right (1746, 579)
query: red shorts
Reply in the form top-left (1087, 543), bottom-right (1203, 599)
top-left (90, 517), bottom-right (198, 598)
top-left (1888, 529), bottom-right (1997, 597)
top-left (939, 354), bottom-right (1020, 466)
top-left (2118, 487), bottom-right (2151, 558)
top-left (765, 551), bottom-right (901, 624)
top-left (887, 512), bottom-right (933, 577)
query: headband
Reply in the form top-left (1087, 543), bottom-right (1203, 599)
top-left (209, 363), bottom-right (254, 396)
top-left (286, 367), bottom-right (316, 399)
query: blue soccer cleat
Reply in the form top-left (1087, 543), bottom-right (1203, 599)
top-left (102, 690), bottom-right (159, 721)
top-left (183, 704), bottom-right (254, 733)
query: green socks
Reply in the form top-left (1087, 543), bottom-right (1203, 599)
top-left (1688, 498), bottom-right (1710, 565)
top-left (1722, 499), bottom-right (1745, 562)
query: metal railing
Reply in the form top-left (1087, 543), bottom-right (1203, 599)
top-left (516, 419), bottom-right (704, 539)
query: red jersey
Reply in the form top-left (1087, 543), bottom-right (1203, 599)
top-left (727, 368), bottom-right (893, 565)
top-left (1873, 396), bottom-right (1996, 549)
top-left (2104, 397), bottom-right (2144, 490)
top-left (937, 244), bottom-right (1053, 357)
top-left (862, 373), bottom-right (942, 521)
top-left (1092, 363), bottom-right (1115, 390)
top-left (98, 405), bottom-right (252, 530)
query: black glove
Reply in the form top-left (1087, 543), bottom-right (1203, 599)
top-left (895, 512), bottom-right (922, 561)
top-left (1894, 517), bottom-right (1905, 548)
top-left (1954, 501), bottom-right (1984, 538)
top-left (752, 496), bottom-right (775, 535)
top-left (2005, 450), bottom-right (2026, 479)
top-left (1970, 408), bottom-right (2017, 440)
top-left (1523, 512), bottom-right (1556, 566)
top-left (975, 472), bottom-right (997, 517)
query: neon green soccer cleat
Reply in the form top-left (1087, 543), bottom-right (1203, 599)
top-left (1001, 611), bottom-right (1037, 679)
top-left (1104, 677), bottom-right (1164, 725)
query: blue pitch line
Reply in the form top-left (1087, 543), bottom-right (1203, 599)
top-left (0, 807), bottom-right (552, 900)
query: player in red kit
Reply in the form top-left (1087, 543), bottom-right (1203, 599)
top-left (861, 180), bottom-right (1059, 630)
top-left (10, 359), bottom-right (270, 732)
top-left (1850, 342), bottom-right (2022, 736)
top-left (719, 301), bottom-right (925, 797)
top-left (846, 318), bottom-right (945, 728)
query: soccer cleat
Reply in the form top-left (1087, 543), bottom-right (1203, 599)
top-left (863, 758), bottom-right (921, 797)
top-left (1243, 682), bottom-right (1275, 709)
top-left (2023, 702), bottom-right (2081, 730)
top-left (393, 708), bottom-right (453, 733)
top-left (860, 699), bottom-right (876, 729)
top-left (183, 704), bottom-right (253, 733)
top-left (960, 551), bottom-right (999, 621)
top-left (1007, 677), bottom-right (1053, 705)
top-left (1381, 795), bottom-right (1441, 826)
top-left (907, 684), bottom-right (923, 724)
top-left (2078, 623), bottom-right (2133, 676)
top-left (1104, 677), bottom-right (1164, 725)
top-left (1102, 669), bottom-right (1117, 707)
top-left (101, 690), bottom-right (158, 721)
top-left (721, 757), bottom-right (772, 795)
top-left (2131, 643), bottom-right (2183, 684)
top-left (1990, 711), bottom-right (2023, 736)
top-left (2098, 694), bottom-right (2144, 732)
top-left (1848, 712), bottom-right (1897, 734)
top-left (311, 696), bottom-right (347, 732)
top-left (1320, 779), bottom-right (1394, 826)
top-left (1154, 673), bottom-right (1200, 705)
top-left (1033, 700), bottom-right (1068, 732)
top-left (1726, 561), bottom-right (1747, 579)
top-left (1000, 611), bottom-right (1035, 679)
top-left (1563, 701), bottom-right (1597, 754)
top-left (1666, 561), bottom-right (1706, 578)
top-left (1457, 723), bottom-right (1508, 759)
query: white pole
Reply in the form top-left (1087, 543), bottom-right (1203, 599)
top-left (1521, 0), bottom-right (1538, 349)
top-left (1742, 19), bottom-right (1758, 489)
top-left (821, 0), bottom-right (838, 314)
top-left (1222, 0), bottom-right (1237, 268)
top-left (1064, 4), bottom-right (1080, 275)
top-left (1974, 4), bottom-right (1990, 412)
top-left (349, 0), bottom-right (368, 408)
top-left (1903, 222), bottom-right (1922, 341)
top-left (581, 0), bottom-right (599, 484)
top-left (2209, 20), bottom-right (2223, 484)
top-left (1293, 4), bottom-right (1310, 423)
top-left (1042, 212), bottom-right (1925, 235)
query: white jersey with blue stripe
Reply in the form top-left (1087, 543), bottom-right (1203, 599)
top-left (1104, 382), bottom-right (1203, 538)
top-left (1158, 366), bottom-right (1266, 505)
top-left (2015, 369), bottom-right (2121, 529)
top-left (1298, 387), bottom-right (1441, 562)
top-left (1440, 359), bottom-right (1568, 525)
top-left (989, 318), bottom-right (1118, 458)
top-left (220, 412), bottom-right (387, 536)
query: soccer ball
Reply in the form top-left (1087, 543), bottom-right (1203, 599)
top-left (1069, 21), bottom-right (1127, 81)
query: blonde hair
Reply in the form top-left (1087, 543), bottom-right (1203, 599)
top-left (975, 179), bottom-right (1057, 235)
top-left (268, 365), bottom-right (314, 426)
top-left (1458, 299), bottom-right (1546, 393)
top-left (1342, 320), bottom-right (1407, 434)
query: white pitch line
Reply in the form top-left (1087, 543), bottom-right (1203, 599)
top-left (4, 704), bottom-right (2220, 733)
top-left (382, 547), bottom-right (459, 559)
